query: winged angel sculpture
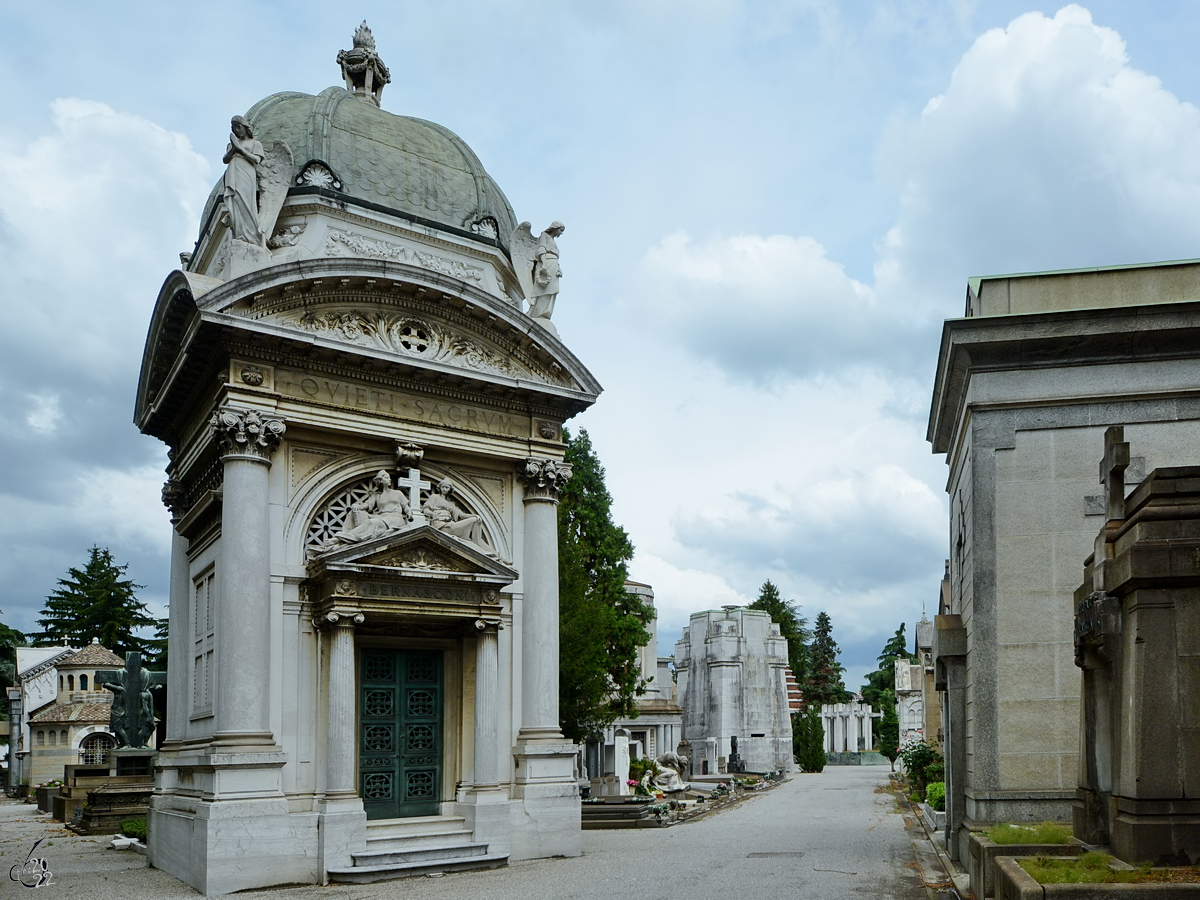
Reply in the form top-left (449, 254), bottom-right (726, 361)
top-left (222, 115), bottom-right (293, 248)
top-left (510, 221), bottom-right (565, 332)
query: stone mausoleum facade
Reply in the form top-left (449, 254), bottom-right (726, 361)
top-left (674, 607), bottom-right (794, 776)
top-left (928, 259), bottom-right (1200, 862)
top-left (135, 27), bottom-right (598, 894)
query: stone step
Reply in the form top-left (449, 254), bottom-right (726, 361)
top-left (364, 828), bottom-right (474, 853)
top-left (352, 840), bottom-right (490, 866)
top-left (327, 851), bottom-right (509, 884)
top-left (364, 814), bottom-right (467, 839)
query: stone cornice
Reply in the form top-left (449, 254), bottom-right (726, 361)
top-left (928, 299), bottom-right (1200, 454)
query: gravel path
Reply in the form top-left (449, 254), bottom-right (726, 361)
top-left (2, 766), bottom-right (942, 899)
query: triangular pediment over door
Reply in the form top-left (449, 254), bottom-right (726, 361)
top-left (307, 525), bottom-right (516, 627)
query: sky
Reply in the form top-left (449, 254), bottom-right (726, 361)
top-left (5, 1), bottom-right (1200, 692)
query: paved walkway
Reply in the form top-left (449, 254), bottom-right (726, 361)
top-left (1, 766), bottom-right (947, 899)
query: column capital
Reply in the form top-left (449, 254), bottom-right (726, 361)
top-left (211, 406), bottom-right (286, 461)
top-left (517, 457), bottom-right (572, 502)
top-left (314, 609), bottom-right (365, 630)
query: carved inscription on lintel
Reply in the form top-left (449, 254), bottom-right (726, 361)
top-left (275, 366), bottom-right (530, 438)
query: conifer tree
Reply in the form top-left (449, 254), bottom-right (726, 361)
top-left (877, 689), bottom-right (900, 769)
top-left (861, 623), bottom-right (913, 711)
top-left (804, 611), bottom-right (851, 705)
top-left (30, 547), bottom-right (160, 657)
top-left (558, 429), bottom-right (654, 742)
top-left (748, 580), bottom-right (809, 683)
top-left (793, 703), bottom-right (826, 773)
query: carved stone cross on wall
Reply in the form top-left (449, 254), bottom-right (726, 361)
top-left (97, 651), bottom-right (167, 750)
top-left (1100, 425), bottom-right (1131, 522)
top-left (396, 442), bottom-right (430, 526)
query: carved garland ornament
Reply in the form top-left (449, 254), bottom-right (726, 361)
top-left (324, 229), bottom-right (484, 284)
top-left (518, 458), bottom-right (572, 501)
top-left (291, 309), bottom-right (568, 386)
top-left (211, 407), bottom-right (286, 459)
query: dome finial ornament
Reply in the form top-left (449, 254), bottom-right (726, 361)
top-left (337, 21), bottom-right (391, 107)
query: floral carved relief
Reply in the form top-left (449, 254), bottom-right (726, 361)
top-left (324, 229), bottom-right (484, 284)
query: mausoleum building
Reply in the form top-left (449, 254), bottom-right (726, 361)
top-left (135, 26), bottom-right (598, 894)
top-left (928, 258), bottom-right (1200, 862)
top-left (674, 606), bottom-right (794, 775)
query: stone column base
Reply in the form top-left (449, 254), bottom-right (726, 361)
top-left (317, 797), bottom-right (367, 880)
top-left (149, 749), bottom-right (319, 896)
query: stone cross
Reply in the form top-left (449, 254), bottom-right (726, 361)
top-left (396, 442), bottom-right (431, 526)
top-left (1100, 425), bottom-right (1130, 521)
top-left (97, 651), bottom-right (167, 750)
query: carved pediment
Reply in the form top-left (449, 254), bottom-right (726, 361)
top-left (309, 524), bottom-right (518, 584)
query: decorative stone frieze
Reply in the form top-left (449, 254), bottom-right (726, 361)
top-left (211, 407), bottom-right (286, 460)
top-left (517, 458), bottom-right (572, 501)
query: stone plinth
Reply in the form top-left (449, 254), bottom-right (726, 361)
top-left (1075, 452), bottom-right (1200, 866)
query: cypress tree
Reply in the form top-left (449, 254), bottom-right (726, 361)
top-left (558, 429), bottom-right (654, 742)
top-left (804, 611), bottom-right (851, 705)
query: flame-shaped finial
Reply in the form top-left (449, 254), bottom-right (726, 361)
top-left (352, 21), bottom-right (375, 50)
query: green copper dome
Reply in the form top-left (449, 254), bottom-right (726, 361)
top-left (198, 86), bottom-right (517, 251)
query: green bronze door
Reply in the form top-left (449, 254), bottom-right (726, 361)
top-left (359, 649), bottom-right (442, 819)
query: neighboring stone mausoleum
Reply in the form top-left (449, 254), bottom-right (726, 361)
top-left (928, 258), bottom-right (1200, 862)
top-left (674, 607), bottom-right (794, 776)
top-left (135, 25), bottom-right (599, 894)
top-left (1074, 428), bottom-right (1200, 866)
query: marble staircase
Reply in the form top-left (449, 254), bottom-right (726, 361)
top-left (327, 815), bottom-right (509, 883)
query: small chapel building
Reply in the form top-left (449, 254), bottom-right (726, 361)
top-left (135, 26), bottom-right (599, 894)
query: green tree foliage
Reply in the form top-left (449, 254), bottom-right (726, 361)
top-left (861, 623), bottom-right (913, 712)
top-left (793, 703), bottom-right (826, 773)
top-left (877, 689), bottom-right (900, 769)
top-left (804, 611), bottom-right (851, 705)
top-left (0, 614), bottom-right (25, 714)
top-left (558, 429), bottom-right (654, 743)
top-left (748, 580), bottom-right (809, 683)
top-left (30, 547), bottom-right (161, 658)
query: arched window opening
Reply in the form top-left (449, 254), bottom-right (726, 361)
top-left (36, 730), bottom-right (45, 746)
top-left (80, 733), bottom-right (115, 765)
top-left (61, 730), bottom-right (68, 745)
top-left (80, 674), bottom-right (88, 691)
top-left (67, 674), bottom-right (74, 691)
top-left (49, 730), bottom-right (57, 746)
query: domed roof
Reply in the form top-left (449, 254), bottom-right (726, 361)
top-left (198, 86), bottom-right (517, 251)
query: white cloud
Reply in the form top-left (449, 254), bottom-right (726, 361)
top-left (24, 392), bottom-right (62, 434)
top-left (876, 4), bottom-right (1200, 307)
top-left (0, 98), bottom-right (211, 382)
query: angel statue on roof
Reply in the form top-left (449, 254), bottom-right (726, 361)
top-left (510, 221), bottom-right (565, 333)
top-left (221, 115), bottom-right (293, 248)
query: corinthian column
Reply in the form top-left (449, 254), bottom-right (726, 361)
top-left (211, 406), bottom-right (285, 749)
top-left (515, 458), bottom-right (572, 742)
top-left (323, 610), bottom-right (364, 797)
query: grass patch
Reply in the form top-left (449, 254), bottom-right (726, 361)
top-left (987, 821), bottom-right (1072, 845)
top-left (1020, 852), bottom-right (1200, 884)
top-left (121, 817), bottom-right (147, 842)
